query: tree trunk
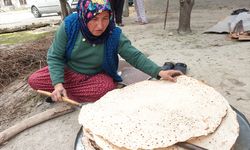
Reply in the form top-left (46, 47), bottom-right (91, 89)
top-left (0, 104), bottom-right (75, 145)
top-left (59, 0), bottom-right (70, 20)
top-left (123, 0), bottom-right (129, 17)
top-left (178, 0), bottom-right (194, 34)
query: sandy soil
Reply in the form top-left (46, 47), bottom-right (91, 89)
top-left (0, 2), bottom-right (250, 150)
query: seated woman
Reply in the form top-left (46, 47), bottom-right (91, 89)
top-left (28, 0), bottom-right (182, 103)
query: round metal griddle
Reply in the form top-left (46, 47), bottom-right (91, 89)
top-left (74, 107), bottom-right (250, 150)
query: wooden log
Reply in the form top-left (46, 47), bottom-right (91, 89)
top-left (0, 21), bottom-right (60, 34)
top-left (0, 104), bottom-right (75, 145)
top-left (238, 34), bottom-right (250, 41)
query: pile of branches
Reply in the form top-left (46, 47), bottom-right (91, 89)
top-left (0, 35), bottom-right (53, 92)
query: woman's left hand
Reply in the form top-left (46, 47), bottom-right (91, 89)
top-left (158, 70), bottom-right (183, 82)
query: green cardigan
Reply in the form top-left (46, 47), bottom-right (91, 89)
top-left (47, 22), bottom-right (162, 85)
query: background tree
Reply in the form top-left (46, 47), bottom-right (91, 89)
top-left (178, 0), bottom-right (194, 34)
top-left (59, 0), bottom-right (71, 20)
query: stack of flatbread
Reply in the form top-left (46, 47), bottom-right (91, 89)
top-left (78, 76), bottom-right (239, 150)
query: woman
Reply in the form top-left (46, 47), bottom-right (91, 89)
top-left (134, 0), bottom-right (148, 24)
top-left (110, 0), bottom-right (125, 26)
top-left (28, 0), bottom-right (182, 103)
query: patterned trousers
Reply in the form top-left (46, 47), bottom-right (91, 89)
top-left (134, 0), bottom-right (148, 23)
top-left (28, 66), bottom-right (117, 103)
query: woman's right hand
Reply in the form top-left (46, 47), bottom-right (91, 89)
top-left (51, 83), bottom-right (68, 102)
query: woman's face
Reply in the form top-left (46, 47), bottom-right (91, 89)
top-left (87, 11), bottom-right (110, 36)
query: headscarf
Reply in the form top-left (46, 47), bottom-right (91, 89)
top-left (77, 0), bottom-right (115, 44)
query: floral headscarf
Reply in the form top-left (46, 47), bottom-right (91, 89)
top-left (77, 0), bottom-right (115, 44)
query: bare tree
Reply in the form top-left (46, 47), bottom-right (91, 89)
top-left (59, 0), bottom-right (71, 20)
top-left (178, 0), bottom-right (194, 34)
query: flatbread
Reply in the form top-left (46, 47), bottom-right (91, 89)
top-left (80, 96), bottom-right (239, 150)
top-left (185, 104), bottom-right (239, 149)
top-left (79, 76), bottom-right (229, 149)
top-left (161, 104), bottom-right (239, 150)
top-left (80, 106), bottom-right (239, 150)
top-left (82, 127), bottom-right (126, 150)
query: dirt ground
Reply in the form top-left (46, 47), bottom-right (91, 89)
top-left (0, 1), bottom-right (250, 150)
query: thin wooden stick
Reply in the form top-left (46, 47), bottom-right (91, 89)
top-left (37, 90), bottom-right (81, 107)
top-left (164, 0), bottom-right (170, 30)
top-left (0, 104), bottom-right (75, 145)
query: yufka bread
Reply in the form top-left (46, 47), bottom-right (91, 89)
top-left (183, 103), bottom-right (239, 149)
top-left (78, 76), bottom-right (239, 150)
top-left (82, 104), bottom-right (239, 150)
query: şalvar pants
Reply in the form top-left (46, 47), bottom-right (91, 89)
top-left (134, 0), bottom-right (148, 23)
top-left (28, 66), bottom-right (117, 103)
top-left (110, 0), bottom-right (125, 24)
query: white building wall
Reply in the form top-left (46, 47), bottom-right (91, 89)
top-left (0, 0), bottom-right (29, 10)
